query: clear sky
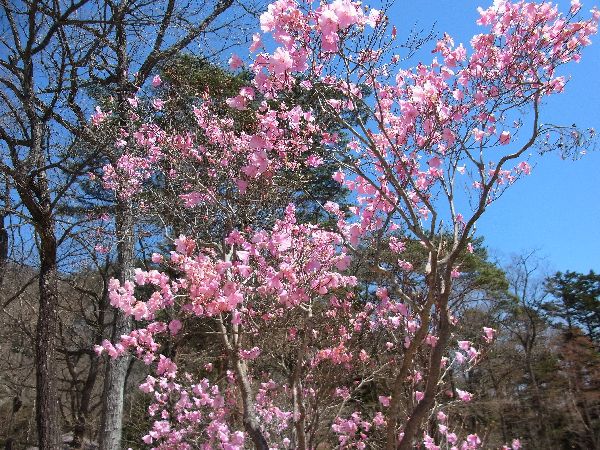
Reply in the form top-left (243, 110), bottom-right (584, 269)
top-left (385, 0), bottom-right (600, 273)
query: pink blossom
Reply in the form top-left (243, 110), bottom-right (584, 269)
top-left (467, 346), bottom-right (479, 360)
top-left (483, 327), bottom-right (496, 343)
top-left (226, 95), bottom-right (248, 110)
top-left (168, 319), bottom-right (182, 336)
top-left (306, 154), bottom-right (324, 167)
top-left (152, 98), bottom-right (165, 110)
top-left (332, 170), bottom-right (345, 183)
top-left (472, 128), bottom-right (486, 142)
top-left (458, 340), bottom-right (471, 351)
top-left (373, 412), bottom-right (386, 427)
top-left (240, 347), bottom-right (261, 360)
top-left (94, 244), bottom-right (110, 254)
top-left (229, 53), bottom-right (244, 69)
top-left (139, 375), bottom-right (156, 393)
top-left (269, 48), bottom-right (293, 75)
top-left (467, 434), bottom-right (481, 447)
top-left (398, 260), bottom-right (413, 271)
top-left (456, 389), bottom-right (473, 402)
top-left (249, 33), bottom-right (263, 52)
top-left (516, 161), bottom-right (531, 175)
top-left (378, 395), bottom-right (391, 407)
top-left (426, 334), bottom-right (439, 347)
top-left (127, 97), bottom-right (138, 108)
top-left (91, 106), bottom-right (109, 126)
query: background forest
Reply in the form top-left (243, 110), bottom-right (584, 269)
top-left (0, 0), bottom-right (598, 449)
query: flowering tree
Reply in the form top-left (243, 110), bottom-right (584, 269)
top-left (94, 0), bottom-right (597, 448)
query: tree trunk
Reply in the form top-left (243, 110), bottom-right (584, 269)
top-left (15, 163), bottom-right (62, 449)
top-left (397, 293), bottom-right (452, 450)
top-left (36, 223), bottom-right (62, 449)
top-left (71, 353), bottom-right (101, 449)
top-left (0, 212), bottom-right (8, 286)
top-left (291, 317), bottom-right (310, 450)
top-left (72, 288), bottom-right (108, 449)
top-left (99, 199), bottom-right (134, 450)
top-left (525, 347), bottom-right (548, 447)
top-left (236, 359), bottom-right (269, 450)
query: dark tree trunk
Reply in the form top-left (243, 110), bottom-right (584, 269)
top-left (15, 154), bottom-right (62, 449)
top-left (71, 268), bottom-right (109, 449)
top-left (71, 353), bottom-right (101, 449)
top-left (0, 212), bottom-right (8, 286)
top-left (35, 220), bottom-right (62, 449)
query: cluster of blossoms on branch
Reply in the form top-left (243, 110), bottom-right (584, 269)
top-left (92, 0), bottom-right (596, 448)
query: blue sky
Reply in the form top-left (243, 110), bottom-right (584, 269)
top-left (385, 0), bottom-right (600, 273)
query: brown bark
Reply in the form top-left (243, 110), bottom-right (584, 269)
top-left (397, 296), bottom-right (451, 450)
top-left (385, 255), bottom-right (440, 450)
top-left (36, 225), bottom-right (62, 450)
top-left (12, 121), bottom-right (62, 449)
top-left (16, 177), bottom-right (62, 449)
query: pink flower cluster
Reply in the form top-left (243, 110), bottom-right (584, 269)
top-left (92, 0), bottom-right (597, 448)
